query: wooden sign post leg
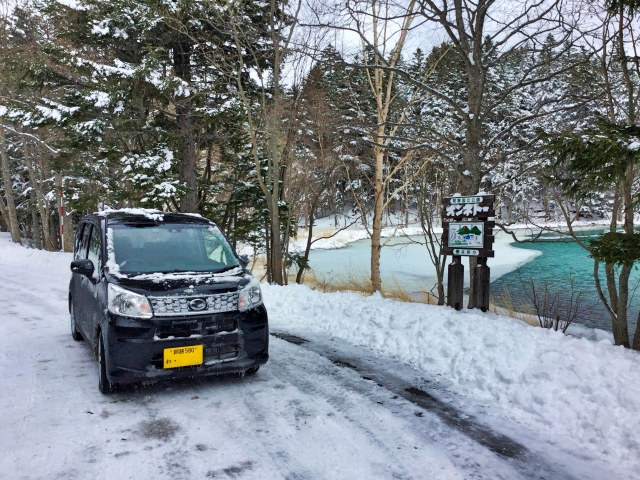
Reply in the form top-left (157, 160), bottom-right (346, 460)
top-left (447, 255), bottom-right (464, 311)
top-left (475, 256), bottom-right (490, 312)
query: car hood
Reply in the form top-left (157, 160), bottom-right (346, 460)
top-left (106, 269), bottom-right (251, 296)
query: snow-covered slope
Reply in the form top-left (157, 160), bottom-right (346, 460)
top-left (265, 284), bottom-right (640, 478)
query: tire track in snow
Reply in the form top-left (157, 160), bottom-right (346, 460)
top-left (271, 331), bottom-right (579, 480)
top-left (266, 336), bottom-right (496, 479)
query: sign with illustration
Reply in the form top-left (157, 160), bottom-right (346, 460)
top-left (447, 222), bottom-right (484, 249)
top-left (441, 194), bottom-right (495, 312)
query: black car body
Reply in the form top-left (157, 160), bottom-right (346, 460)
top-left (68, 210), bottom-right (268, 393)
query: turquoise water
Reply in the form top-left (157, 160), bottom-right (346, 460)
top-left (492, 231), bottom-right (640, 333)
top-left (307, 229), bottom-right (640, 334)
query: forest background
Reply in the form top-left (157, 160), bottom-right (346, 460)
top-left (1, 0), bottom-right (640, 348)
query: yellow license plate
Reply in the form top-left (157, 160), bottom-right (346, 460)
top-left (163, 345), bottom-right (203, 369)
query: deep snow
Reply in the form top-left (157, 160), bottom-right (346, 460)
top-left (1, 233), bottom-right (639, 479)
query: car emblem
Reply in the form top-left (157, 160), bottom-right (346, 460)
top-left (189, 298), bottom-right (207, 311)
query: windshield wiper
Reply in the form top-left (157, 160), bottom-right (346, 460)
top-left (213, 265), bottom-right (240, 274)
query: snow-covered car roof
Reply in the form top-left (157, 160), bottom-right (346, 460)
top-left (90, 208), bottom-right (210, 225)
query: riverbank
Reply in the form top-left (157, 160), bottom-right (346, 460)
top-left (304, 224), bottom-right (638, 336)
top-left (243, 214), bottom-right (627, 336)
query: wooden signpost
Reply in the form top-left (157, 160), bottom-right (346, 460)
top-left (441, 194), bottom-right (495, 312)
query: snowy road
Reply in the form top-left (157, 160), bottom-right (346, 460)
top-left (0, 237), bottom-right (632, 479)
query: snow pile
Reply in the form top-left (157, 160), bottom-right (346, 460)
top-left (0, 234), bottom-right (71, 270)
top-left (264, 284), bottom-right (640, 475)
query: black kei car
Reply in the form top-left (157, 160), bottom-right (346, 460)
top-left (68, 210), bottom-right (269, 393)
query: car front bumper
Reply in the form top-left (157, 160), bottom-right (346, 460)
top-left (104, 305), bottom-right (269, 384)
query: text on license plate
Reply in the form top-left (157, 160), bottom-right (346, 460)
top-left (163, 345), bottom-right (203, 369)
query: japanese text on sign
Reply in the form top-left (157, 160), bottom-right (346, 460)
top-left (445, 203), bottom-right (490, 217)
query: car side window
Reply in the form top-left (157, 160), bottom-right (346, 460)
top-left (76, 224), bottom-right (91, 260)
top-left (73, 224), bottom-right (84, 259)
top-left (87, 225), bottom-right (102, 280)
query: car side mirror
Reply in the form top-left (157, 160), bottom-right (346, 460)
top-left (238, 255), bottom-right (249, 268)
top-left (71, 259), bottom-right (94, 278)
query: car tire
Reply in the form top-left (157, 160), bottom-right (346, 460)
top-left (245, 366), bottom-right (260, 375)
top-left (70, 303), bottom-right (83, 341)
top-left (98, 334), bottom-right (117, 394)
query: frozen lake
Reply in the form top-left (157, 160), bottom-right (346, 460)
top-left (308, 228), bottom-right (639, 333)
top-left (307, 230), bottom-right (540, 295)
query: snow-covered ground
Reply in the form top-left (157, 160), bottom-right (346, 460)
top-left (1, 233), bottom-right (639, 479)
top-left (266, 285), bottom-right (640, 479)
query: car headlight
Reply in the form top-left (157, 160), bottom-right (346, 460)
top-left (238, 278), bottom-right (262, 312)
top-left (108, 284), bottom-right (153, 318)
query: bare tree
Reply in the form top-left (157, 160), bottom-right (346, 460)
top-left (414, 159), bottom-right (452, 304)
top-left (202, 0), bottom-right (306, 284)
top-left (314, 0), bottom-right (426, 292)
top-left (392, 0), bottom-right (587, 307)
top-left (521, 272), bottom-right (592, 333)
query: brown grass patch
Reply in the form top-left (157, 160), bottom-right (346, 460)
top-left (302, 269), bottom-right (438, 304)
top-left (489, 289), bottom-right (539, 326)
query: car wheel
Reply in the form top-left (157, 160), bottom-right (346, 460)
top-left (70, 303), bottom-right (83, 341)
top-left (245, 366), bottom-right (260, 375)
top-left (98, 334), bottom-right (117, 394)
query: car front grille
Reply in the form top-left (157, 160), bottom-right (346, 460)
top-left (149, 292), bottom-right (239, 316)
top-left (154, 317), bottom-right (237, 340)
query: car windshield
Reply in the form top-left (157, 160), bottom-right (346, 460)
top-left (107, 223), bottom-right (240, 275)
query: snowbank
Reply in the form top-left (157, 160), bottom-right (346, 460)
top-left (0, 233), bottom-right (71, 270)
top-left (264, 284), bottom-right (640, 477)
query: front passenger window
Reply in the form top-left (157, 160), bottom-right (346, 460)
top-left (76, 224), bottom-right (91, 260)
top-left (87, 226), bottom-right (102, 281)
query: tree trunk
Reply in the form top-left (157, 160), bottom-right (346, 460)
top-left (296, 205), bottom-right (314, 284)
top-left (25, 155), bottom-right (55, 251)
top-left (269, 193), bottom-right (284, 285)
top-left (264, 222), bottom-right (272, 283)
top-left (462, 169), bottom-right (482, 309)
top-left (176, 102), bottom-right (198, 213)
top-left (632, 311), bottom-right (640, 351)
top-left (0, 124), bottom-right (20, 243)
top-left (29, 187), bottom-right (42, 250)
top-left (173, 40), bottom-right (198, 213)
top-left (55, 172), bottom-right (72, 252)
top-left (50, 212), bottom-right (60, 250)
top-left (613, 264), bottom-right (631, 347)
top-left (370, 145), bottom-right (385, 292)
top-left (0, 182), bottom-right (10, 233)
